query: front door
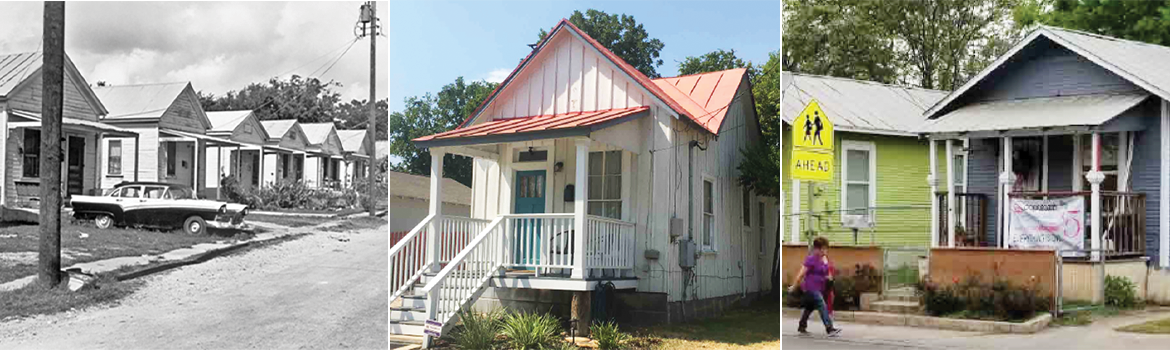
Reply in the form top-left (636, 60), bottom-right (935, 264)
top-left (514, 170), bottom-right (546, 267)
top-left (66, 136), bottom-right (85, 196)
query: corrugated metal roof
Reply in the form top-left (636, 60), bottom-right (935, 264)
top-left (921, 93), bottom-right (1149, 134)
top-left (260, 119), bottom-right (297, 139)
top-left (336, 129), bottom-right (367, 153)
top-left (651, 68), bottom-right (746, 133)
top-left (92, 82), bottom-right (190, 119)
top-left (415, 106), bottom-right (649, 145)
top-left (206, 110), bottom-right (252, 132)
top-left (9, 109), bottom-right (137, 137)
top-left (299, 123), bottom-right (336, 144)
top-left (389, 171), bottom-right (471, 205)
top-left (783, 73), bottom-right (948, 136)
top-left (0, 52), bottom-right (41, 97)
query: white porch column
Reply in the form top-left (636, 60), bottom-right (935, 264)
top-left (999, 136), bottom-right (1015, 248)
top-left (928, 139), bottom-right (939, 248)
top-left (572, 139), bottom-right (589, 279)
top-left (1162, 99), bottom-right (1170, 268)
top-left (427, 149), bottom-right (445, 272)
top-left (1088, 133), bottom-right (1105, 262)
top-left (946, 140), bottom-right (957, 248)
top-left (790, 179), bottom-right (801, 243)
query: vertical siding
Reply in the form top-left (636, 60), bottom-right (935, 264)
top-left (1131, 102), bottom-right (1162, 262)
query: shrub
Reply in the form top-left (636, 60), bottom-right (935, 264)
top-left (916, 277), bottom-right (963, 316)
top-left (500, 311), bottom-right (562, 350)
top-left (590, 320), bottom-right (630, 350)
top-left (831, 276), bottom-right (857, 310)
top-left (1105, 275), bottom-right (1138, 309)
top-left (916, 273), bottom-right (1049, 320)
top-left (452, 308), bottom-right (502, 350)
top-left (853, 263), bottom-right (882, 295)
top-left (783, 285), bottom-right (803, 308)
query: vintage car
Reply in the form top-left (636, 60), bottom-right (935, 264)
top-left (69, 182), bottom-right (248, 234)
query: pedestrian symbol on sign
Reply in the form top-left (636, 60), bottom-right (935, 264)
top-left (792, 100), bottom-right (833, 152)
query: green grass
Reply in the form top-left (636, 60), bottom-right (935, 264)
top-left (1117, 317), bottom-right (1170, 334)
top-left (1050, 301), bottom-right (1122, 327)
top-left (631, 299), bottom-right (780, 349)
top-left (0, 268), bottom-right (145, 322)
top-left (0, 221), bottom-right (247, 284)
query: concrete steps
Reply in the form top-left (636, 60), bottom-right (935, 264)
top-left (871, 300), bottom-right (922, 314)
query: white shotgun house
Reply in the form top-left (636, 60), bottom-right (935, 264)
top-left (391, 19), bottom-right (777, 338)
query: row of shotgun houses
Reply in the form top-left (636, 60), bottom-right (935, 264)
top-left (391, 19), bottom-right (778, 336)
top-left (780, 25), bottom-right (1170, 273)
top-left (0, 51), bottom-right (373, 219)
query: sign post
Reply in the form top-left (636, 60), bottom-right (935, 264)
top-left (790, 100), bottom-right (835, 244)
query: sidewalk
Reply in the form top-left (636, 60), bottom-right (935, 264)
top-left (784, 308), bottom-right (1170, 350)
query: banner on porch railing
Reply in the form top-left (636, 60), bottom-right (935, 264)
top-left (1008, 196), bottom-right (1086, 257)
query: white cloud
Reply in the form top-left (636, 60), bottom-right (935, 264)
top-left (485, 68), bottom-right (511, 84)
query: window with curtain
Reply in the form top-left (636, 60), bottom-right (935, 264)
top-left (22, 129), bottom-right (40, 178)
top-left (587, 150), bottom-right (622, 219)
top-left (108, 140), bottom-right (122, 175)
top-left (703, 179), bottom-right (715, 249)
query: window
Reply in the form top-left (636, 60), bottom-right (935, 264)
top-left (143, 186), bottom-right (166, 199)
top-left (842, 141), bottom-right (876, 219)
top-left (953, 153), bottom-right (966, 194)
top-left (296, 156), bottom-right (304, 180)
top-left (119, 186), bottom-right (141, 198)
top-left (758, 201), bottom-right (767, 256)
top-left (166, 186), bottom-right (194, 199)
top-left (108, 140), bottom-right (123, 175)
top-left (742, 187), bottom-right (752, 227)
top-left (703, 179), bottom-right (715, 250)
top-left (22, 129), bottom-right (40, 178)
top-left (1079, 134), bottom-right (1120, 191)
top-left (281, 154), bottom-right (290, 179)
top-left (516, 149), bottom-right (548, 162)
top-left (587, 150), bottom-right (622, 219)
top-left (165, 142), bottom-right (177, 177)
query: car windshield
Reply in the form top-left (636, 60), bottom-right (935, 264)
top-left (166, 186), bottom-right (195, 199)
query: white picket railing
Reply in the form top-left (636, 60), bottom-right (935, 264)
top-left (420, 216), bottom-right (506, 325)
top-left (504, 213), bottom-right (576, 275)
top-left (438, 216), bottom-right (491, 263)
top-left (585, 215), bottom-right (636, 270)
top-left (389, 214), bottom-right (433, 304)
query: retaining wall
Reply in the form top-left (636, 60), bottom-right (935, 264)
top-left (929, 248), bottom-right (1057, 309)
top-left (781, 244), bottom-right (883, 286)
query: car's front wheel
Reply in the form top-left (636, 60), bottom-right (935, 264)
top-left (94, 214), bottom-right (113, 229)
top-left (184, 216), bottom-right (206, 235)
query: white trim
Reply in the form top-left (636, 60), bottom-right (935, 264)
top-left (742, 187), bottom-right (753, 229)
top-left (840, 140), bottom-right (877, 224)
top-left (946, 140), bottom-right (956, 247)
top-left (929, 139), bottom-right (939, 248)
top-left (489, 276), bottom-right (638, 291)
top-left (701, 173), bottom-right (718, 253)
top-left (104, 138), bottom-right (125, 178)
top-left (924, 30), bottom-right (1045, 118)
top-left (1042, 135), bottom-right (1049, 193)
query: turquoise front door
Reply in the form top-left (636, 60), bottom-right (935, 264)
top-left (514, 170), bottom-right (546, 268)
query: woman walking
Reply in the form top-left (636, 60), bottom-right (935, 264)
top-left (789, 237), bottom-right (842, 337)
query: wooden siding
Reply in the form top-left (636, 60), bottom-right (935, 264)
top-left (279, 124), bottom-right (310, 150)
top-left (966, 138), bottom-right (1000, 245)
top-left (229, 115), bottom-right (268, 145)
top-left (158, 86), bottom-right (209, 134)
top-left (972, 42), bottom-right (1141, 102)
top-left (5, 128), bottom-right (98, 205)
top-left (6, 69), bottom-right (100, 121)
top-left (100, 126), bottom-right (159, 189)
top-left (473, 32), bottom-right (649, 123)
top-left (320, 130), bottom-right (344, 155)
top-left (1130, 101), bottom-right (1162, 261)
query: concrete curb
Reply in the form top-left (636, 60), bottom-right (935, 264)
top-left (783, 307), bottom-right (1052, 334)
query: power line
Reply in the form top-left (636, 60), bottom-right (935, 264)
top-left (270, 37), bottom-right (361, 80)
top-left (317, 39), bottom-right (360, 80)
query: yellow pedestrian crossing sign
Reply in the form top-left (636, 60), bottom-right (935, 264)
top-left (790, 99), bottom-right (834, 182)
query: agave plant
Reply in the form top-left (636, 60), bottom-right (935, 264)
top-left (451, 308), bottom-right (502, 350)
top-left (500, 311), bottom-right (562, 350)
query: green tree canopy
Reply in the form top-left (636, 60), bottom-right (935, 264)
top-left (386, 77), bottom-right (498, 186)
top-left (539, 9), bottom-right (665, 78)
top-left (334, 98), bottom-right (389, 140)
top-left (678, 49), bottom-right (754, 77)
top-left (1015, 0), bottom-right (1170, 45)
top-left (198, 75), bottom-right (344, 123)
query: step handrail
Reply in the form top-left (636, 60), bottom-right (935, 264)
top-left (389, 214), bottom-right (435, 304)
top-left (419, 216), bottom-right (506, 327)
top-left (420, 216), bottom-right (505, 294)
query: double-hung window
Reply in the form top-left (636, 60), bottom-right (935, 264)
top-left (108, 140), bottom-right (123, 175)
top-left (702, 179), bottom-right (715, 250)
top-left (841, 141), bottom-right (876, 220)
top-left (587, 150), bottom-right (622, 219)
top-left (22, 129), bottom-right (40, 178)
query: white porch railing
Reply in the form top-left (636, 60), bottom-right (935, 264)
top-left (438, 216), bottom-right (491, 263)
top-left (421, 216), bottom-right (507, 325)
top-left (585, 215), bottom-right (636, 270)
top-left (389, 215), bottom-right (491, 305)
top-left (504, 213), bottom-right (576, 275)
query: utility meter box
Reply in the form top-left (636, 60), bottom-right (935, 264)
top-left (678, 240), bottom-right (696, 268)
top-left (669, 217), bottom-right (684, 240)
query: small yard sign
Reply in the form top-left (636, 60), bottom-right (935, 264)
top-left (790, 99), bottom-right (834, 182)
top-left (425, 319), bottom-right (443, 337)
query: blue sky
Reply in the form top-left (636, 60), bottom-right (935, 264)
top-left (387, 0), bottom-right (781, 114)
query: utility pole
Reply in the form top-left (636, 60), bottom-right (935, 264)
top-left (39, 1), bottom-right (65, 288)
top-left (359, 1), bottom-right (380, 217)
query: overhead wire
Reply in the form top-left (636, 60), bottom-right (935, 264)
top-left (317, 38), bottom-right (360, 80)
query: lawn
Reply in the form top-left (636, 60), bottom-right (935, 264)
top-left (631, 299), bottom-right (781, 350)
top-left (1050, 301), bottom-right (1122, 327)
top-left (0, 268), bottom-right (145, 322)
top-left (0, 221), bottom-right (249, 284)
top-left (1116, 317), bottom-right (1170, 334)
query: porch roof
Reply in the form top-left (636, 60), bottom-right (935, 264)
top-left (160, 128), bottom-right (246, 147)
top-left (920, 93), bottom-right (1149, 136)
top-left (412, 106), bottom-right (649, 148)
top-left (7, 109), bottom-right (137, 137)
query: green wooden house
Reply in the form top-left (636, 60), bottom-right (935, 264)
top-left (782, 73), bottom-right (949, 248)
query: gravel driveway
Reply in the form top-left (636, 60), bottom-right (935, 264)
top-left (0, 221), bottom-right (388, 349)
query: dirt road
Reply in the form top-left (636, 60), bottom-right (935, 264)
top-left (0, 222), bottom-right (388, 349)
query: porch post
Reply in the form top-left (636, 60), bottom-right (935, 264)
top-left (1088, 132), bottom-right (1105, 262)
top-left (1162, 99), bottom-right (1170, 268)
top-left (572, 139), bottom-right (589, 279)
top-left (999, 136), bottom-right (1015, 248)
top-left (946, 140), bottom-right (956, 248)
top-left (928, 139), bottom-right (939, 248)
top-left (427, 148), bottom-right (445, 272)
top-left (133, 134), bottom-right (140, 182)
top-left (216, 146), bottom-right (223, 199)
top-left (257, 148), bottom-right (265, 189)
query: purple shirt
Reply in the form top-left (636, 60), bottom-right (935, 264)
top-left (801, 253), bottom-right (830, 293)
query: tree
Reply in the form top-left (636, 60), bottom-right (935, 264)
top-left (678, 49), bottom-right (755, 77)
top-left (335, 98), bottom-right (388, 140)
top-left (1015, 0), bottom-right (1170, 45)
top-left (539, 9), bottom-right (665, 78)
top-left (737, 143), bottom-right (782, 298)
top-left (782, 0), bottom-right (901, 84)
top-left (199, 75), bottom-right (344, 123)
top-left (386, 77), bottom-right (498, 187)
top-left (753, 51), bottom-right (783, 147)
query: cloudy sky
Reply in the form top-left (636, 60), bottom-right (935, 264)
top-left (0, 1), bottom-right (387, 103)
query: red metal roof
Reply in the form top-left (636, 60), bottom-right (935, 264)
top-left (651, 68), bottom-right (747, 134)
top-left (414, 107), bottom-right (649, 145)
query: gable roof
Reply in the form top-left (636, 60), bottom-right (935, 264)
top-left (260, 119), bottom-right (297, 141)
top-left (93, 82), bottom-right (190, 119)
top-left (926, 25), bottom-right (1170, 119)
top-left (652, 68), bottom-right (747, 133)
top-left (206, 110), bottom-right (253, 132)
top-left (783, 72), bottom-right (948, 136)
top-left (0, 51), bottom-right (107, 115)
top-left (299, 122), bottom-right (336, 145)
top-left (388, 171), bottom-right (471, 206)
top-left (457, 19), bottom-right (713, 133)
top-left (336, 129), bottom-right (368, 153)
